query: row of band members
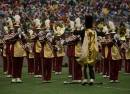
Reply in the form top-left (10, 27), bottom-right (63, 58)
top-left (1, 15), bottom-right (130, 84)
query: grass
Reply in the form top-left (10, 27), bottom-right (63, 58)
top-left (0, 67), bottom-right (130, 94)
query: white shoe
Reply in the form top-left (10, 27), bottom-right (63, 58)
top-left (58, 72), bottom-right (61, 75)
top-left (38, 75), bottom-right (42, 78)
top-left (55, 72), bottom-right (58, 75)
top-left (6, 75), bottom-right (12, 78)
top-left (72, 80), bottom-right (81, 83)
top-left (34, 75), bottom-right (39, 78)
top-left (82, 79), bottom-right (88, 85)
top-left (68, 75), bottom-right (72, 78)
top-left (115, 80), bottom-right (120, 83)
top-left (90, 79), bottom-right (94, 83)
top-left (99, 73), bottom-right (103, 75)
top-left (109, 80), bottom-right (114, 83)
top-left (29, 73), bottom-right (34, 75)
top-left (82, 79), bottom-right (88, 83)
top-left (16, 78), bottom-right (22, 83)
top-left (103, 75), bottom-right (107, 78)
top-left (4, 72), bottom-right (7, 75)
top-left (11, 78), bottom-right (16, 83)
top-left (106, 76), bottom-right (110, 78)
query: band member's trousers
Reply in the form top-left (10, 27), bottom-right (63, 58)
top-left (83, 64), bottom-right (95, 79)
top-left (52, 57), bottom-right (56, 71)
top-left (42, 58), bottom-right (52, 81)
top-left (95, 60), bottom-right (101, 73)
top-left (28, 58), bottom-right (34, 74)
top-left (7, 55), bottom-right (13, 75)
top-left (68, 56), bottom-right (73, 75)
top-left (6, 43), bottom-right (12, 75)
top-left (34, 53), bottom-right (42, 75)
top-left (12, 57), bottom-right (23, 78)
top-left (103, 59), bottom-right (110, 76)
top-left (72, 57), bottom-right (82, 80)
top-left (110, 60), bottom-right (120, 80)
top-left (55, 57), bottom-right (63, 72)
top-left (125, 59), bottom-right (130, 73)
top-left (3, 56), bottom-right (8, 73)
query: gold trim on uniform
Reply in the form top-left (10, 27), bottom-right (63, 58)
top-left (44, 42), bottom-right (54, 58)
top-left (56, 46), bottom-right (65, 57)
top-left (105, 46), bottom-right (108, 58)
top-left (14, 41), bottom-right (27, 57)
top-left (111, 45), bottom-right (121, 60)
top-left (75, 42), bottom-right (81, 57)
top-left (125, 42), bottom-right (130, 59)
top-left (35, 40), bottom-right (42, 53)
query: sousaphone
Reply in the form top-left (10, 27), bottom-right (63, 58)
top-left (53, 22), bottom-right (65, 37)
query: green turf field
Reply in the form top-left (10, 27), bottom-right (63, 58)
top-left (0, 67), bottom-right (130, 94)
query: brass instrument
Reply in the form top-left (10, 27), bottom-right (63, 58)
top-left (53, 22), bottom-right (65, 54)
top-left (53, 23), bottom-right (65, 37)
top-left (65, 34), bottom-right (80, 45)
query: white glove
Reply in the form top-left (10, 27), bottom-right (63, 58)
top-left (60, 39), bottom-right (65, 45)
top-left (46, 32), bottom-right (52, 38)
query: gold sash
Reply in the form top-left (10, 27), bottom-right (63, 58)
top-left (44, 42), bottom-right (54, 58)
top-left (3, 44), bottom-right (6, 56)
top-left (105, 46), bottom-right (108, 58)
top-left (56, 46), bottom-right (65, 57)
top-left (126, 48), bottom-right (130, 59)
top-left (14, 41), bottom-right (27, 57)
top-left (35, 40), bottom-right (42, 53)
top-left (111, 45), bottom-right (121, 60)
top-left (75, 42), bottom-right (82, 57)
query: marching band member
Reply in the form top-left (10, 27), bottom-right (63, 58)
top-left (26, 29), bottom-right (35, 75)
top-left (78, 15), bottom-right (98, 85)
top-left (45, 18), bottom-right (55, 73)
top-left (66, 18), bottom-right (75, 77)
top-left (71, 21), bottom-right (83, 83)
top-left (65, 16), bottom-right (84, 83)
top-left (53, 21), bottom-right (65, 75)
top-left (33, 17), bottom-right (42, 78)
top-left (41, 18), bottom-right (54, 82)
top-left (109, 24), bottom-right (121, 83)
top-left (119, 24), bottom-right (126, 71)
top-left (125, 25), bottom-right (130, 73)
top-left (125, 35), bottom-right (130, 73)
top-left (5, 18), bottom-right (14, 78)
top-left (11, 21), bottom-right (27, 83)
top-left (2, 23), bottom-right (9, 75)
top-left (42, 29), bottom-right (54, 83)
top-left (102, 26), bottom-right (110, 78)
